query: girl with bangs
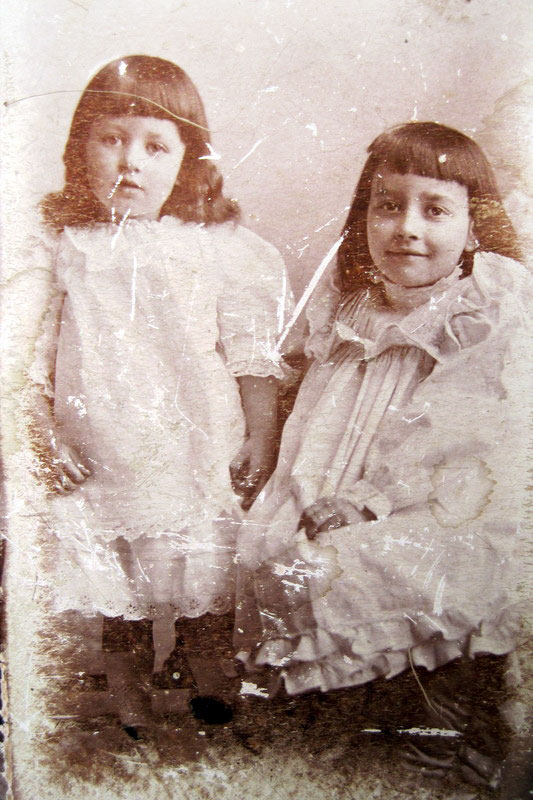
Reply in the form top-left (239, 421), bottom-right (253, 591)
top-left (29, 55), bottom-right (293, 733)
top-left (236, 122), bottom-right (530, 787)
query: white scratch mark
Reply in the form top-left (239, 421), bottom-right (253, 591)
top-left (314, 217), bottom-right (337, 233)
top-left (423, 552), bottom-right (443, 588)
top-left (277, 270), bottom-right (287, 334)
top-left (199, 142), bottom-right (221, 161)
top-left (402, 402), bottom-right (430, 424)
top-left (383, 534), bottom-right (435, 556)
top-left (107, 173), bottom-right (124, 199)
top-left (233, 137), bottom-right (267, 169)
top-left (246, 318), bottom-right (257, 372)
top-left (171, 275), bottom-right (210, 440)
top-left (305, 122), bottom-right (318, 136)
top-left (259, 85), bottom-right (279, 94)
top-left (130, 253), bottom-right (137, 321)
top-left (118, 61), bottom-right (127, 76)
top-left (433, 574), bottom-right (446, 615)
top-left (271, 558), bottom-right (306, 577)
top-left (240, 681), bottom-right (269, 698)
top-left (110, 208), bottom-right (131, 248)
top-left (398, 726), bottom-right (461, 738)
top-left (66, 395), bottom-right (88, 417)
top-left (136, 558), bottom-right (150, 583)
top-left (276, 234), bottom-right (345, 353)
top-left (420, 535), bottom-right (434, 561)
top-left (281, 579), bottom-right (305, 592)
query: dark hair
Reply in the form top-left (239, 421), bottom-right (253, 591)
top-left (41, 55), bottom-right (239, 231)
top-left (337, 122), bottom-right (522, 292)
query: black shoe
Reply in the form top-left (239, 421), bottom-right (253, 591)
top-left (122, 724), bottom-right (147, 741)
top-left (190, 695), bottom-right (233, 725)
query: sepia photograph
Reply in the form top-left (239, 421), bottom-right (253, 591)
top-left (1, 1), bottom-right (531, 798)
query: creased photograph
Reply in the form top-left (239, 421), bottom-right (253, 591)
top-left (1, 1), bottom-right (531, 798)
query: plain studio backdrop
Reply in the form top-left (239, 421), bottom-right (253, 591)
top-left (0, 1), bottom-right (531, 799)
top-left (2, 0), bottom-right (531, 300)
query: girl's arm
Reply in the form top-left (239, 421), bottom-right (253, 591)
top-left (231, 375), bottom-right (279, 510)
top-left (29, 385), bottom-right (91, 494)
top-left (26, 283), bottom-right (90, 494)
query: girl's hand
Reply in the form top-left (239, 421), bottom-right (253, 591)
top-left (230, 437), bottom-right (275, 511)
top-left (29, 388), bottom-right (92, 494)
top-left (49, 439), bottom-right (91, 494)
top-left (298, 497), bottom-right (367, 539)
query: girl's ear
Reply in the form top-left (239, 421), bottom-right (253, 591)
top-left (464, 219), bottom-right (478, 253)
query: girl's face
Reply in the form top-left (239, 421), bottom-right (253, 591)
top-left (367, 170), bottom-right (476, 287)
top-left (85, 115), bottom-right (186, 220)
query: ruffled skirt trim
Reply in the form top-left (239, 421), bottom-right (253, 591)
top-left (244, 606), bottom-right (523, 696)
top-left (235, 527), bottom-right (525, 696)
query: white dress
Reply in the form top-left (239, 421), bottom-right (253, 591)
top-left (235, 252), bottom-right (531, 696)
top-left (30, 216), bottom-right (294, 629)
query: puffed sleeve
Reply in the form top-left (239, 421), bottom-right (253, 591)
top-left (215, 225), bottom-right (295, 379)
top-left (24, 226), bottom-right (65, 397)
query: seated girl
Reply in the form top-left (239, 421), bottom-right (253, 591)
top-left (235, 122), bottom-right (531, 787)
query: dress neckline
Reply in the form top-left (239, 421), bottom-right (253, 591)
top-left (380, 265), bottom-right (463, 310)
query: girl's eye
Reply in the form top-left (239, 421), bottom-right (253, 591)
top-left (427, 206), bottom-right (449, 217)
top-left (101, 134), bottom-right (122, 146)
top-left (377, 200), bottom-right (400, 212)
top-left (146, 142), bottom-right (168, 155)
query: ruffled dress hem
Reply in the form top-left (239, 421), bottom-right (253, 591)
top-left (240, 605), bottom-right (523, 696)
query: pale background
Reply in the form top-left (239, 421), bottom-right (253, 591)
top-left (1, 1), bottom-right (531, 798)
top-left (2, 0), bottom-right (531, 302)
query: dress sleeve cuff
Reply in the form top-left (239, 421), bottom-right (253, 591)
top-left (340, 480), bottom-right (393, 520)
top-left (226, 356), bottom-right (296, 382)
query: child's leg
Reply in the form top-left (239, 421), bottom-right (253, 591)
top-left (102, 616), bottom-right (153, 732)
top-left (79, 613), bottom-right (105, 674)
top-left (149, 613), bottom-right (237, 720)
top-left (179, 612), bottom-right (237, 696)
top-left (152, 612), bottom-right (178, 674)
top-left (57, 611), bottom-right (105, 674)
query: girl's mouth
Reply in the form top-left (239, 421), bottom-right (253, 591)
top-left (387, 249), bottom-right (427, 257)
top-left (119, 179), bottom-right (142, 190)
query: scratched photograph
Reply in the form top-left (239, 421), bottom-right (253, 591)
top-left (1, 0), bottom-right (531, 798)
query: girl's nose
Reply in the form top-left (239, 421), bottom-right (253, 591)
top-left (119, 141), bottom-right (144, 172)
top-left (396, 207), bottom-right (423, 239)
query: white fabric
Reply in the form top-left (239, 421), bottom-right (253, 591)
top-left (29, 216), bottom-right (294, 622)
top-left (236, 252), bottom-right (531, 695)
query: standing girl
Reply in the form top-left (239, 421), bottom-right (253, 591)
top-left (29, 55), bottom-right (293, 731)
top-left (236, 122), bottom-right (530, 786)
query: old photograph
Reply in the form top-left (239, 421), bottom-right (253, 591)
top-left (1, 1), bottom-right (531, 797)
